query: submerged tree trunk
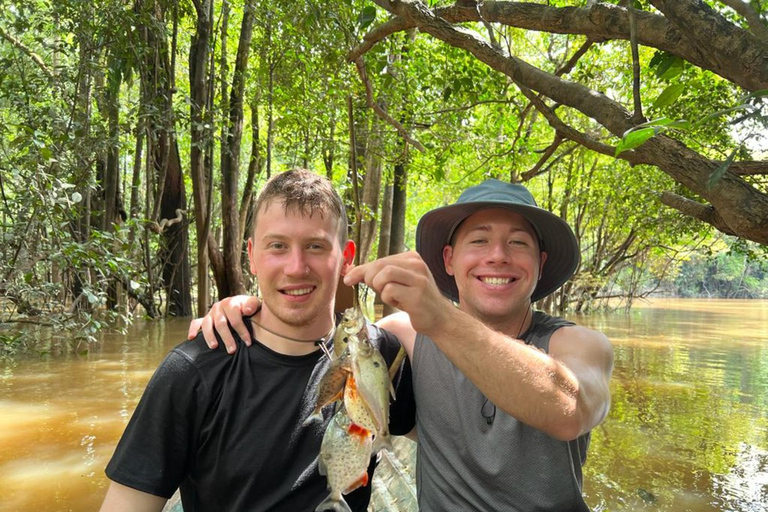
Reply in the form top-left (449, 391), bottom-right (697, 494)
top-left (218, 1), bottom-right (256, 298)
top-left (136, 0), bottom-right (191, 316)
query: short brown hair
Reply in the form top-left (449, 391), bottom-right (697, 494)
top-left (253, 169), bottom-right (348, 244)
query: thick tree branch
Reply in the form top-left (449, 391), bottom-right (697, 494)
top-left (719, 0), bottom-right (768, 41)
top-left (357, 2), bottom-right (767, 92)
top-left (659, 191), bottom-right (736, 235)
top-left (649, 0), bottom-right (768, 91)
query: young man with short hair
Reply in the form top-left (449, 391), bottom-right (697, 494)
top-left (100, 169), bottom-right (413, 512)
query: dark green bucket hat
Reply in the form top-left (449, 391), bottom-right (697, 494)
top-left (415, 179), bottom-right (580, 302)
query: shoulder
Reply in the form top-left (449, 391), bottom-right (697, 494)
top-left (146, 335), bottom-right (233, 389)
top-left (375, 311), bottom-right (417, 359)
top-left (549, 324), bottom-right (614, 371)
top-left (172, 333), bottom-right (234, 366)
top-left (532, 310), bottom-right (575, 330)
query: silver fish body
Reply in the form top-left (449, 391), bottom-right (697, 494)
top-left (333, 307), bottom-right (366, 358)
top-left (348, 332), bottom-right (392, 452)
top-left (316, 408), bottom-right (373, 512)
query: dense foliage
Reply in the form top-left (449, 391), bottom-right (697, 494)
top-left (0, 0), bottom-right (766, 354)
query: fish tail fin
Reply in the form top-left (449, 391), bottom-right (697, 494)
top-left (372, 432), bottom-right (393, 454)
top-left (315, 494), bottom-right (353, 512)
top-left (302, 411), bottom-right (324, 427)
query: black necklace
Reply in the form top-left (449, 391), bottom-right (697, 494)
top-left (249, 317), bottom-right (335, 348)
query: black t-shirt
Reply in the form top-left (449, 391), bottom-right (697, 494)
top-left (105, 318), bottom-right (415, 512)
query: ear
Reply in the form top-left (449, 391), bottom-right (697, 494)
top-left (247, 238), bottom-right (257, 275)
top-left (341, 240), bottom-right (356, 275)
top-left (538, 251), bottom-right (548, 280)
top-left (442, 245), bottom-right (454, 276)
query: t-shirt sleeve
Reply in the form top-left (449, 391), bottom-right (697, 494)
top-left (105, 348), bottom-right (206, 498)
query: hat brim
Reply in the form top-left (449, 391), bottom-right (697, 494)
top-left (416, 202), bottom-right (580, 303)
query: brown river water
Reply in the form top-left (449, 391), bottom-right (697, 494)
top-left (1, 299), bottom-right (767, 511)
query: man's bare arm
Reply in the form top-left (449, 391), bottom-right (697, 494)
top-left (99, 482), bottom-right (167, 512)
top-left (427, 311), bottom-right (613, 440)
top-left (345, 252), bottom-right (613, 440)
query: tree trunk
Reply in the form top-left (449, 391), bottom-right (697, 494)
top-left (189, 0), bottom-right (212, 316)
top-left (219, 1), bottom-right (256, 298)
top-left (159, 138), bottom-right (192, 316)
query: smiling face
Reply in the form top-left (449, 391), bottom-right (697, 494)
top-left (248, 199), bottom-right (352, 338)
top-left (442, 208), bottom-right (547, 332)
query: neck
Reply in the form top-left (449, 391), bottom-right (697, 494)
top-left (252, 308), bottom-right (335, 356)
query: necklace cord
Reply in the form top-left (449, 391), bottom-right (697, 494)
top-left (249, 317), bottom-right (335, 346)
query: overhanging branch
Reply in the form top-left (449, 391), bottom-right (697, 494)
top-left (353, 57), bottom-right (426, 152)
top-left (659, 191), bottom-right (736, 235)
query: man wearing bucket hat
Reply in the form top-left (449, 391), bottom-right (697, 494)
top-left (191, 179), bottom-right (613, 511)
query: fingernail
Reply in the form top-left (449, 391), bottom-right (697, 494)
top-left (243, 305), bottom-right (255, 315)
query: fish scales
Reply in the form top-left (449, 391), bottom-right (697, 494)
top-left (316, 408), bottom-right (373, 512)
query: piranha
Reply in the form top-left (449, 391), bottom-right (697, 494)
top-left (333, 307), bottom-right (366, 358)
top-left (347, 331), bottom-right (394, 453)
top-left (304, 351), bottom-right (351, 425)
top-left (316, 407), bottom-right (373, 512)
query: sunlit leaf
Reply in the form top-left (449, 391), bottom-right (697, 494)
top-left (615, 126), bottom-right (657, 156)
top-left (654, 54), bottom-right (684, 81)
top-left (652, 84), bottom-right (685, 109)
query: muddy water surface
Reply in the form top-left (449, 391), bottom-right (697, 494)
top-left (1, 300), bottom-right (767, 511)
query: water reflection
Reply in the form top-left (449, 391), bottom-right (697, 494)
top-left (575, 299), bottom-right (768, 512)
top-left (0, 301), bottom-right (766, 511)
top-left (0, 318), bottom-right (189, 512)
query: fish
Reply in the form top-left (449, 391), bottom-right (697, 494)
top-left (316, 407), bottom-right (373, 512)
top-left (333, 307), bottom-right (366, 358)
top-left (347, 331), bottom-right (394, 452)
top-left (342, 372), bottom-right (378, 433)
top-left (304, 351), bottom-right (351, 425)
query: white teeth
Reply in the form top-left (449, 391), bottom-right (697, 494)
top-left (284, 287), bottom-right (313, 296)
top-left (481, 277), bottom-right (512, 286)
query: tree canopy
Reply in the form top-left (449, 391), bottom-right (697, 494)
top-left (0, 0), bottom-right (765, 350)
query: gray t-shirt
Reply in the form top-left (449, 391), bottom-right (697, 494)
top-left (412, 310), bottom-right (591, 511)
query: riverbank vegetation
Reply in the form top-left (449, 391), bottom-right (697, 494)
top-left (0, 1), bottom-right (766, 355)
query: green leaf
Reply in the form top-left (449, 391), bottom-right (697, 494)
top-left (358, 6), bottom-right (376, 30)
top-left (707, 148), bottom-right (736, 189)
top-left (655, 55), bottom-right (684, 81)
top-left (652, 84), bottom-right (685, 109)
top-left (615, 126), bottom-right (657, 156)
top-left (693, 104), bottom-right (754, 128)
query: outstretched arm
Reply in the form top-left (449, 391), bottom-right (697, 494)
top-left (99, 482), bottom-right (166, 512)
top-left (345, 251), bottom-right (613, 440)
top-left (186, 295), bottom-right (261, 353)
